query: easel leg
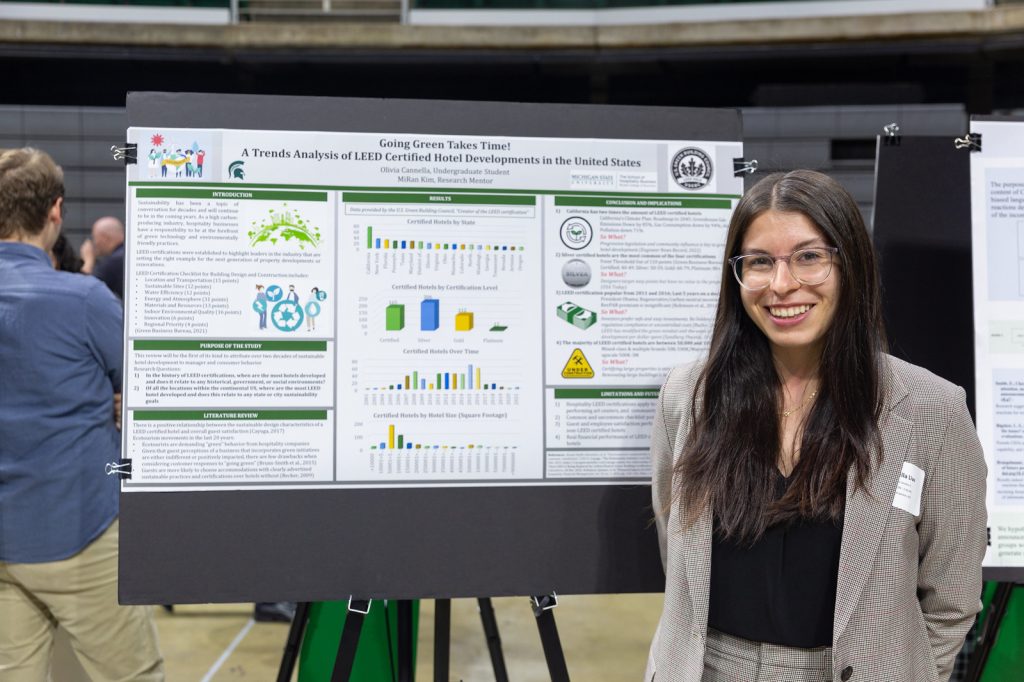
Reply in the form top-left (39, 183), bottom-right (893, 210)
top-left (331, 598), bottom-right (371, 682)
top-left (478, 598), bottom-right (510, 682)
top-left (397, 600), bottom-right (414, 682)
top-left (965, 582), bottom-right (1015, 682)
top-left (531, 594), bottom-right (570, 682)
top-left (434, 599), bottom-right (451, 682)
top-left (277, 601), bottom-right (311, 682)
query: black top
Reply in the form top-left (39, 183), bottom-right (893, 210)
top-left (708, 469), bottom-right (844, 648)
top-left (93, 243), bottom-right (125, 300)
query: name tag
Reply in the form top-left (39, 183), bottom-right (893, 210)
top-left (892, 462), bottom-right (925, 516)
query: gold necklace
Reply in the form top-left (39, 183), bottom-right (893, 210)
top-left (781, 389), bottom-right (817, 419)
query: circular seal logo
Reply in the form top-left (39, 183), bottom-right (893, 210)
top-left (671, 148), bottom-right (713, 190)
top-left (559, 217), bottom-right (593, 250)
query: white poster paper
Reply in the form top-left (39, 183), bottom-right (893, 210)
top-left (122, 127), bottom-right (741, 491)
top-left (971, 118), bottom-right (1024, 568)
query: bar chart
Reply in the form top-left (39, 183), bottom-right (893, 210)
top-left (366, 225), bottom-right (526, 253)
top-left (365, 423), bottom-right (519, 478)
top-left (357, 359), bottom-right (524, 408)
top-left (374, 296), bottom-right (516, 337)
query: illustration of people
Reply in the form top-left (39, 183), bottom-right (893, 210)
top-left (306, 287), bottom-right (319, 331)
top-left (147, 148), bottom-right (159, 178)
top-left (196, 149), bottom-right (206, 177)
top-left (160, 149), bottom-right (168, 177)
top-left (185, 150), bottom-right (194, 178)
top-left (286, 285), bottom-right (299, 303)
top-left (255, 284), bottom-right (268, 330)
top-left (174, 149), bottom-right (183, 177)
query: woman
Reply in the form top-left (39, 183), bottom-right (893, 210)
top-left (645, 170), bottom-right (986, 682)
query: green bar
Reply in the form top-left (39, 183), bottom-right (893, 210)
top-left (343, 192), bottom-right (534, 205)
top-left (385, 304), bottom-right (405, 331)
top-left (436, 373), bottom-right (441, 390)
top-left (412, 371), bottom-right (418, 389)
top-left (129, 181), bottom-right (740, 200)
top-left (554, 388), bottom-right (660, 399)
top-left (133, 340), bottom-right (327, 351)
top-left (133, 410), bottom-right (328, 420)
top-left (367, 226), bottom-right (373, 249)
top-left (554, 196), bottom-right (731, 209)
top-left (397, 434), bottom-right (404, 449)
top-left (136, 188), bottom-right (328, 201)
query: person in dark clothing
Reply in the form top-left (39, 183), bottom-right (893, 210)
top-left (90, 215), bottom-right (125, 299)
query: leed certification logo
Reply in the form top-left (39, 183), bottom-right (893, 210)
top-left (671, 147), bottom-right (713, 190)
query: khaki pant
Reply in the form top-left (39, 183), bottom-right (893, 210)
top-left (0, 519), bottom-right (164, 682)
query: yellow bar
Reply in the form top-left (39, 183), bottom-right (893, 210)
top-left (404, 375), bottom-right (410, 390)
top-left (460, 244), bottom-right (466, 250)
top-left (388, 424), bottom-right (395, 449)
top-left (452, 374), bottom-right (458, 390)
top-left (428, 383), bottom-right (434, 389)
top-left (384, 239), bottom-right (390, 248)
top-left (455, 311), bottom-right (474, 331)
top-left (415, 444), bottom-right (421, 449)
top-left (475, 367), bottom-right (481, 389)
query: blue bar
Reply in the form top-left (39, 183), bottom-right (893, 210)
top-left (427, 243), bottom-right (432, 249)
top-left (420, 298), bottom-right (440, 331)
top-left (502, 246), bottom-right (508, 251)
top-left (379, 442), bottom-right (386, 449)
top-left (406, 443), bottom-right (412, 449)
top-left (401, 240), bottom-right (407, 248)
top-left (375, 238), bottom-right (381, 248)
top-left (491, 383), bottom-right (496, 389)
top-left (396, 385), bottom-right (401, 390)
top-left (444, 373), bottom-right (450, 390)
top-left (421, 379), bottom-right (425, 389)
top-left (451, 243), bottom-right (457, 250)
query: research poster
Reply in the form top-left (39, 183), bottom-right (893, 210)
top-left (122, 127), bottom-right (742, 491)
top-left (970, 118), bottom-right (1024, 569)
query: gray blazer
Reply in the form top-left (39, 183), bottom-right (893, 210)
top-left (645, 355), bottom-right (987, 682)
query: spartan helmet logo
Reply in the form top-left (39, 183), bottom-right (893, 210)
top-left (228, 160), bottom-right (245, 180)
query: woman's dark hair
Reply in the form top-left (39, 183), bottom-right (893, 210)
top-left (677, 169), bottom-right (887, 542)
top-left (51, 232), bottom-right (82, 273)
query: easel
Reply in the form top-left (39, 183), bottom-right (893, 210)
top-left (277, 594), bottom-right (570, 682)
top-left (964, 581), bottom-right (1019, 682)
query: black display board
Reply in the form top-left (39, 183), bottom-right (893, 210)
top-left (119, 92), bottom-right (742, 604)
top-left (872, 135), bottom-right (1021, 582)
top-left (872, 136), bottom-right (975, 415)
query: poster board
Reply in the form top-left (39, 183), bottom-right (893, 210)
top-left (118, 92), bottom-right (743, 603)
top-left (874, 133), bottom-right (1023, 581)
top-left (969, 117), bottom-right (1024, 582)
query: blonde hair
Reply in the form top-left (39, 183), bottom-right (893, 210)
top-left (0, 148), bottom-right (64, 239)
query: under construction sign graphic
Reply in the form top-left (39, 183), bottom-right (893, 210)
top-left (561, 348), bottom-right (595, 379)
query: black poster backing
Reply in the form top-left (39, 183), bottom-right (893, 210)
top-left (119, 92), bottom-right (742, 604)
top-left (872, 135), bottom-right (1022, 581)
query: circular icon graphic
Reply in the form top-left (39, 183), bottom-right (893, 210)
top-left (670, 147), bottom-right (713, 190)
top-left (559, 217), bottom-right (593, 250)
top-left (317, 290), bottom-right (328, 302)
top-left (252, 299), bottom-right (266, 313)
top-left (305, 301), bottom-right (322, 318)
top-left (561, 259), bottom-right (592, 288)
top-left (265, 285), bottom-right (284, 302)
top-left (271, 300), bottom-right (304, 332)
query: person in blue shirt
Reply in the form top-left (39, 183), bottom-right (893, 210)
top-left (0, 148), bottom-right (164, 681)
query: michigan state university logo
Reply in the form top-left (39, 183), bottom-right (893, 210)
top-left (671, 147), bottom-right (713, 190)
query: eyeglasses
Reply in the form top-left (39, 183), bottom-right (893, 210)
top-left (728, 247), bottom-right (838, 291)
